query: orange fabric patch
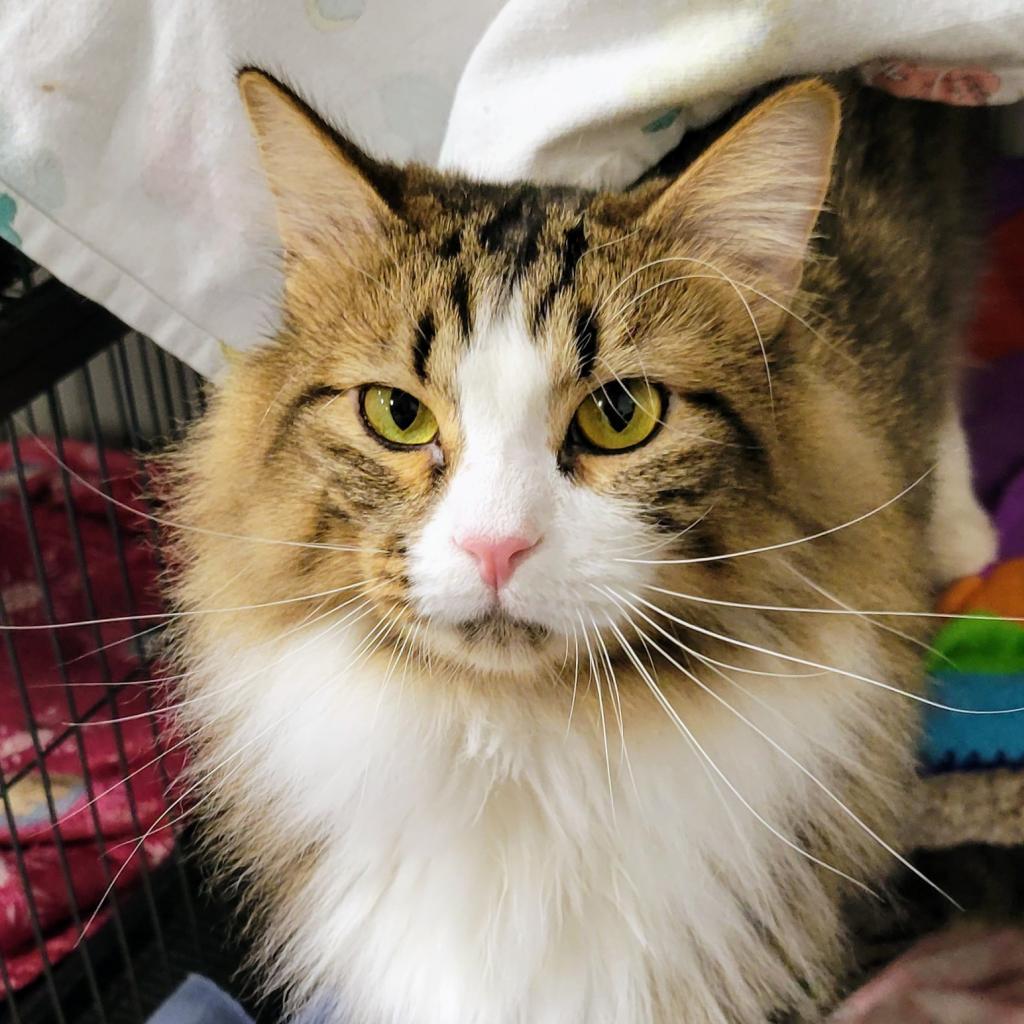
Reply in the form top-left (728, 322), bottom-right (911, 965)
top-left (937, 557), bottom-right (1024, 618)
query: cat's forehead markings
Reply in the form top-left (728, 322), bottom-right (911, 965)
top-left (534, 218), bottom-right (589, 329)
top-left (572, 308), bottom-right (599, 380)
top-left (412, 311), bottom-right (436, 383)
top-left (437, 231), bottom-right (461, 261)
top-left (475, 189), bottom-right (547, 278)
top-left (458, 299), bottom-right (551, 448)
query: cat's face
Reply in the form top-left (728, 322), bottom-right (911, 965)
top-left (174, 74), bottom-right (852, 682)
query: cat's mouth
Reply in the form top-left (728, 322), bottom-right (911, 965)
top-left (404, 605), bottom-right (561, 676)
top-left (455, 611), bottom-right (552, 649)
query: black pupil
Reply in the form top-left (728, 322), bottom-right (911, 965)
top-left (598, 385), bottom-right (636, 433)
top-left (389, 389), bottom-right (420, 431)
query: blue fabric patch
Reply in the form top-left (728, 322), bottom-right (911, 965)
top-left (921, 672), bottom-right (1024, 772)
top-left (147, 975), bottom-right (253, 1024)
top-left (146, 975), bottom-right (338, 1024)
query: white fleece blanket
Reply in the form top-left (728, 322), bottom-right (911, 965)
top-left (1, 1), bottom-right (1022, 378)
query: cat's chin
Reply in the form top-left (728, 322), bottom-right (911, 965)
top-left (422, 612), bottom-right (560, 676)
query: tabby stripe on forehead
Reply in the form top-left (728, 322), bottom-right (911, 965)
top-left (478, 194), bottom-right (526, 253)
top-left (451, 270), bottom-right (472, 337)
top-left (535, 218), bottom-right (588, 328)
top-left (413, 312), bottom-right (436, 382)
top-left (438, 231), bottom-right (462, 260)
top-left (573, 307), bottom-right (598, 380)
top-left (477, 190), bottom-right (544, 275)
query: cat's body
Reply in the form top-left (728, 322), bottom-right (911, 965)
top-left (166, 75), bottom-right (994, 1023)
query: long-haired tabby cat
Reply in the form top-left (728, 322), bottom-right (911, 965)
top-left (165, 70), bottom-right (996, 1022)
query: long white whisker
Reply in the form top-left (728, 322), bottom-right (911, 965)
top-left (611, 610), bottom-right (793, 927)
top-left (105, 609), bottom-right (400, 856)
top-left (600, 607), bottom-right (874, 896)
top-left (65, 566), bottom-right (252, 666)
top-left (577, 611), bottom-right (615, 818)
top-left (608, 589), bottom-right (960, 909)
top-left (589, 611), bottom-right (639, 800)
top-left (625, 590), bottom-right (1024, 716)
top-left (610, 267), bottom-right (858, 369)
top-left (68, 583), bottom-right (387, 727)
top-left (78, 602), bottom-right (395, 940)
top-left (611, 261), bottom-right (774, 417)
top-left (59, 592), bottom-right (383, 831)
top-left (641, 581), bottom-right (1024, 624)
top-left (1, 579), bottom-right (381, 631)
top-left (12, 424), bottom-right (384, 555)
top-left (618, 466), bottom-right (933, 565)
top-left (782, 565), bottom-right (958, 666)
top-left (566, 620), bottom-right (581, 738)
top-left (394, 620), bottom-right (423, 713)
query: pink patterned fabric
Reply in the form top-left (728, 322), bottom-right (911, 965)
top-left (862, 60), bottom-right (1002, 106)
top-left (0, 439), bottom-right (184, 992)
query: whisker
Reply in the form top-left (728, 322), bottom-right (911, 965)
top-left (577, 611), bottom-right (615, 817)
top-left (624, 590), bottom-right (1024, 716)
top-left (12, 423), bottom-right (385, 556)
top-left (589, 611), bottom-right (639, 800)
top-left (58, 593), bottom-right (384, 833)
top-left (565, 621), bottom-right (581, 738)
top-left (618, 466), bottom-right (933, 565)
top-left (106, 609), bottom-right (401, 856)
top-left (63, 620), bottom-right (168, 666)
top-left (607, 588), bottom-right (960, 909)
top-left (77, 602), bottom-right (395, 941)
top-left (356, 608), bottom-right (410, 814)
top-left (612, 261), bottom-right (774, 419)
top-left (0, 578), bottom-right (383, 631)
top-left (67, 583), bottom-right (386, 727)
top-left (600, 607), bottom-right (874, 896)
top-left (782, 565), bottom-right (958, 668)
top-left (610, 267), bottom-right (859, 369)
top-left (641, 581), bottom-right (1024, 625)
top-left (613, 610), bottom-right (799, 926)
top-left (62, 564), bottom-right (247, 665)
top-left (394, 619), bottom-right (423, 713)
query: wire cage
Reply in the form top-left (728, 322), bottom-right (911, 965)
top-left (0, 239), bottom-right (265, 1024)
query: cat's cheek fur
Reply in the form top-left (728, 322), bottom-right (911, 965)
top-left (407, 304), bottom-right (657, 641)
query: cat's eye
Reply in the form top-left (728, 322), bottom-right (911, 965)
top-left (572, 380), bottom-right (663, 453)
top-left (361, 385), bottom-right (439, 447)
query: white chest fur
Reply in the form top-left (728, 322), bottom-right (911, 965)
top-left (199, 622), bottom-right (887, 1024)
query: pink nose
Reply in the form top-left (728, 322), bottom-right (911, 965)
top-left (457, 535), bottom-right (539, 591)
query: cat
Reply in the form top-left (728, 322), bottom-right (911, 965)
top-left (164, 70), bottom-right (996, 1023)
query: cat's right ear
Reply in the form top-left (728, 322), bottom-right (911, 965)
top-left (238, 70), bottom-right (393, 254)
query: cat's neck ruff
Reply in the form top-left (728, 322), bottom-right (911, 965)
top-left (197, 615), bottom-right (894, 1024)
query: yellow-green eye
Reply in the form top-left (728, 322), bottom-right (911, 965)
top-left (573, 380), bottom-right (663, 452)
top-left (361, 385), bottom-right (438, 447)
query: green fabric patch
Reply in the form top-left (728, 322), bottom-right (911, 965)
top-left (642, 108), bottom-right (681, 133)
top-left (0, 193), bottom-right (21, 247)
top-left (926, 613), bottom-right (1024, 675)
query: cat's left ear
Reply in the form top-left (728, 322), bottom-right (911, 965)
top-left (641, 80), bottom-right (840, 317)
top-left (238, 69), bottom-right (394, 255)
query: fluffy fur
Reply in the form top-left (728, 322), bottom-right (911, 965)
top-left (164, 72), bottom-right (995, 1022)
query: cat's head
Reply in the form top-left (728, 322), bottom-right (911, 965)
top-left (173, 72), bottom-right (851, 682)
